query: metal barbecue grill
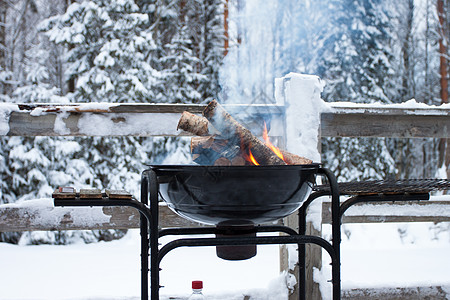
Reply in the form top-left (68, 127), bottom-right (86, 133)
top-left (53, 169), bottom-right (450, 300)
top-left (145, 165), bottom-right (342, 300)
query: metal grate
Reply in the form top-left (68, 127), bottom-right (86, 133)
top-left (314, 179), bottom-right (450, 195)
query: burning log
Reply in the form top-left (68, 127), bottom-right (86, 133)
top-left (191, 136), bottom-right (245, 165)
top-left (191, 136), bottom-right (226, 153)
top-left (177, 100), bottom-right (312, 166)
top-left (177, 111), bottom-right (211, 136)
top-left (191, 135), bottom-right (311, 166)
top-left (214, 157), bottom-right (232, 166)
top-left (202, 100), bottom-right (286, 165)
top-left (280, 150), bottom-right (312, 165)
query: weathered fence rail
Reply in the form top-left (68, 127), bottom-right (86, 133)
top-left (4, 103), bottom-right (285, 137)
top-left (322, 103), bottom-right (450, 138)
top-left (4, 102), bottom-right (450, 138)
top-left (1, 199), bottom-right (449, 232)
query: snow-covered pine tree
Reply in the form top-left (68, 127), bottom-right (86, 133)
top-left (159, 7), bottom-right (204, 103)
top-left (38, 1), bottom-right (160, 190)
top-left (314, 0), bottom-right (397, 181)
top-left (7, 0), bottom-right (161, 245)
top-left (315, 0), bottom-right (395, 103)
top-left (0, 0), bottom-right (66, 244)
top-left (191, 0), bottom-right (224, 103)
top-left (137, 0), bottom-right (182, 102)
top-left (0, 1), bottom-right (10, 234)
top-left (383, 0), bottom-right (441, 180)
top-left (41, 0), bottom-right (160, 103)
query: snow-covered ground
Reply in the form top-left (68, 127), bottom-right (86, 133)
top-left (1, 221), bottom-right (449, 300)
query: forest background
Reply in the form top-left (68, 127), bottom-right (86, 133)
top-left (0, 0), bottom-right (449, 245)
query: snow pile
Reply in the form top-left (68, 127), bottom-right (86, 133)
top-left (77, 112), bottom-right (180, 136)
top-left (2, 198), bottom-right (111, 229)
top-left (344, 202), bottom-right (450, 218)
top-left (332, 98), bottom-right (450, 113)
top-left (275, 73), bottom-right (329, 231)
top-left (274, 73), bottom-right (332, 293)
top-left (328, 222), bottom-right (450, 290)
top-left (275, 72), bottom-right (328, 163)
top-left (0, 103), bottom-right (20, 135)
top-left (27, 103), bottom-right (121, 116)
top-left (54, 111), bottom-right (71, 135)
top-left (0, 230), bottom-right (290, 300)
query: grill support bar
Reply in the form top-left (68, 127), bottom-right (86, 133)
top-left (297, 168), bottom-right (341, 300)
top-left (339, 193), bottom-right (430, 219)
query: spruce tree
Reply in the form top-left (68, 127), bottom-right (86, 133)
top-left (41, 0), bottom-right (160, 103)
top-left (191, 0), bottom-right (224, 103)
top-left (160, 19), bottom-right (204, 103)
top-left (9, 0), bottom-right (161, 244)
top-left (314, 0), bottom-right (397, 181)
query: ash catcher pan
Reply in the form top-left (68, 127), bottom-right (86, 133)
top-left (215, 220), bottom-right (257, 260)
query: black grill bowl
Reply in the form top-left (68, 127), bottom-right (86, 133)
top-left (151, 164), bottom-right (319, 225)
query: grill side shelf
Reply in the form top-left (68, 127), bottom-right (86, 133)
top-left (314, 179), bottom-right (450, 195)
top-left (53, 188), bottom-right (133, 204)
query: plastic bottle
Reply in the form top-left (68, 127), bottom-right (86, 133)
top-left (187, 280), bottom-right (205, 299)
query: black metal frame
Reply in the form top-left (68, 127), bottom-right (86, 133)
top-left (52, 167), bottom-right (444, 300)
top-left (55, 167), bottom-right (342, 300)
top-left (141, 167), bottom-right (342, 300)
top-left (307, 186), bottom-right (430, 300)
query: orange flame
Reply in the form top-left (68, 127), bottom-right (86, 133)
top-left (262, 122), bottom-right (284, 161)
top-left (242, 122), bottom-right (285, 166)
top-left (248, 149), bottom-right (259, 165)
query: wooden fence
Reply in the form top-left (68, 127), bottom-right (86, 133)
top-left (1, 96), bottom-right (450, 299)
top-left (2, 200), bottom-right (449, 232)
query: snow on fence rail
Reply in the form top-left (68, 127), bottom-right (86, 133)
top-left (1, 101), bottom-right (450, 138)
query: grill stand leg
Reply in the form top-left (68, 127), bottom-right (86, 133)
top-left (324, 168), bottom-right (341, 300)
top-left (298, 191), bottom-right (327, 300)
top-left (145, 170), bottom-right (160, 300)
top-left (140, 173), bottom-right (149, 300)
top-left (298, 168), bottom-right (341, 300)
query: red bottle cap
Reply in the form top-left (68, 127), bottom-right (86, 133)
top-left (192, 280), bottom-right (203, 289)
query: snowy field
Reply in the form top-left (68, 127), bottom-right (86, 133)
top-left (1, 222), bottom-right (449, 300)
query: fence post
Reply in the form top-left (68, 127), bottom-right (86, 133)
top-left (275, 73), bottom-right (326, 300)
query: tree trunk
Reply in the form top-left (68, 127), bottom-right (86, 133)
top-left (438, 0), bottom-right (450, 178)
top-left (224, 0), bottom-right (229, 56)
top-left (401, 0), bottom-right (414, 101)
top-left (438, 0), bottom-right (448, 104)
top-left (0, 1), bottom-right (6, 69)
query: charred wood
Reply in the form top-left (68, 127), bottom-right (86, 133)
top-left (202, 100), bottom-right (286, 165)
top-left (280, 150), bottom-right (312, 165)
top-left (191, 135), bottom-right (311, 166)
